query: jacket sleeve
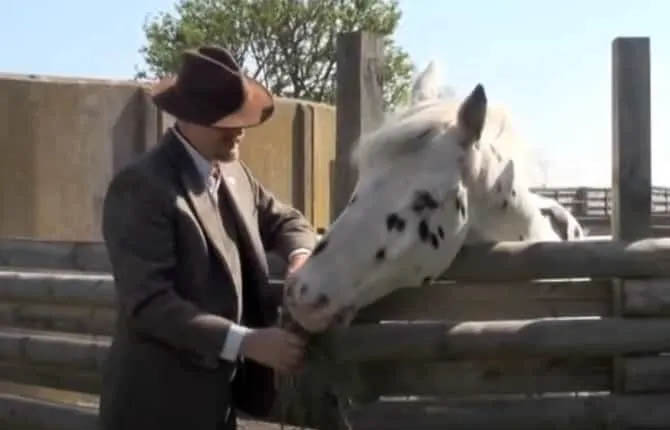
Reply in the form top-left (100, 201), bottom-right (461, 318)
top-left (102, 168), bottom-right (233, 362)
top-left (240, 163), bottom-right (318, 261)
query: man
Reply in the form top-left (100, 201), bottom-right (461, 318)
top-left (99, 45), bottom-right (318, 430)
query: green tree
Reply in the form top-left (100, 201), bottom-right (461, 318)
top-left (136, 0), bottom-right (414, 110)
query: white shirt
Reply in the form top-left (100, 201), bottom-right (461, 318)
top-left (171, 126), bottom-right (309, 362)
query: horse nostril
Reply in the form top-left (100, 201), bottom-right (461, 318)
top-left (284, 277), bottom-right (298, 302)
top-left (313, 293), bottom-right (330, 310)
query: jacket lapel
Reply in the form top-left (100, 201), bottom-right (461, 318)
top-left (218, 169), bottom-right (278, 328)
top-left (164, 131), bottom-right (242, 292)
top-left (218, 167), bottom-right (269, 276)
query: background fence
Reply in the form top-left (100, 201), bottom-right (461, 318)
top-left (532, 186), bottom-right (670, 236)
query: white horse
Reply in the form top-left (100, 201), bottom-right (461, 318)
top-left (285, 62), bottom-right (585, 333)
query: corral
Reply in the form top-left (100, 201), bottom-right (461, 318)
top-left (0, 32), bottom-right (667, 430)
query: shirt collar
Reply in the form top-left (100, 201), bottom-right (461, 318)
top-left (171, 125), bottom-right (217, 182)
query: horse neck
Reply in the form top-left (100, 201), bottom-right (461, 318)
top-left (468, 184), bottom-right (558, 242)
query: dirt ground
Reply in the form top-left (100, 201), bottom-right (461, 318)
top-left (0, 380), bottom-right (315, 430)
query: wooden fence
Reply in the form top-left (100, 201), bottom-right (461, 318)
top-left (3, 238), bottom-right (670, 428)
top-left (0, 34), bottom-right (665, 430)
top-left (297, 238), bottom-right (670, 429)
top-left (532, 186), bottom-right (670, 236)
top-left (531, 186), bottom-right (670, 217)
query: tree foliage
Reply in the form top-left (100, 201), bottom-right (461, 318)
top-left (136, 0), bottom-right (414, 110)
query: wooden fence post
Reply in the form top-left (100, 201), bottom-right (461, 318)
top-left (332, 31), bottom-right (385, 221)
top-left (611, 37), bottom-right (651, 240)
top-left (611, 37), bottom-right (651, 402)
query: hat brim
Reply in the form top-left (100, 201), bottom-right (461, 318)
top-left (150, 75), bottom-right (275, 129)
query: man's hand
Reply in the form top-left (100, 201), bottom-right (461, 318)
top-left (239, 327), bottom-right (307, 374)
top-left (285, 251), bottom-right (310, 277)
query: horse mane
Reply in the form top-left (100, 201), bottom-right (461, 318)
top-left (350, 60), bottom-right (538, 187)
top-left (352, 98), bottom-right (536, 187)
top-left (351, 100), bottom-right (453, 173)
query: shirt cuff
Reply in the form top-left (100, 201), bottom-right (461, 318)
top-left (219, 323), bottom-right (253, 362)
top-left (288, 248), bottom-right (311, 260)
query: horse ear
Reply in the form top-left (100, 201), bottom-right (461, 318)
top-left (457, 84), bottom-right (487, 146)
top-left (411, 61), bottom-right (441, 105)
top-left (497, 159), bottom-right (516, 194)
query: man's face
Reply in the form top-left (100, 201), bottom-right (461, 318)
top-left (209, 126), bottom-right (245, 161)
top-left (178, 120), bottom-right (247, 162)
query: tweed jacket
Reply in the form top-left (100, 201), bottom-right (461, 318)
top-left (98, 128), bottom-right (317, 430)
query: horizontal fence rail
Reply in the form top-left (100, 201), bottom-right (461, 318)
top-left (4, 237), bottom-right (670, 281)
top-left (441, 238), bottom-right (670, 280)
top-left (312, 318), bottom-right (670, 362)
top-left (3, 238), bottom-right (670, 336)
top-left (0, 237), bottom-right (290, 277)
top-left (345, 394), bottom-right (670, 430)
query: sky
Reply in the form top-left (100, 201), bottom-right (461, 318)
top-left (2, 0), bottom-right (669, 187)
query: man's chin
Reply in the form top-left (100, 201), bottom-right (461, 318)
top-left (216, 145), bottom-right (239, 161)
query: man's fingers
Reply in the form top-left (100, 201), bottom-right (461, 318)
top-left (281, 357), bottom-right (304, 374)
top-left (280, 347), bottom-right (304, 366)
top-left (281, 347), bottom-right (304, 365)
top-left (284, 333), bottom-right (307, 348)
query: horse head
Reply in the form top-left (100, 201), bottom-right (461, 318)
top-left (284, 61), bottom-right (584, 333)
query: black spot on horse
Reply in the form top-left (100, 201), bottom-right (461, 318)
top-left (314, 293), bottom-right (329, 309)
top-left (333, 312), bottom-right (346, 325)
top-left (417, 127), bottom-right (434, 140)
top-left (375, 248), bottom-right (386, 261)
top-left (333, 305), bottom-right (356, 325)
top-left (438, 226), bottom-right (445, 239)
top-left (286, 282), bottom-right (295, 299)
top-left (412, 190), bottom-right (439, 213)
top-left (540, 206), bottom-right (569, 240)
top-left (430, 234), bottom-right (439, 249)
top-left (312, 239), bottom-right (328, 256)
top-left (386, 213), bottom-right (398, 230)
top-left (386, 213), bottom-right (406, 232)
top-left (491, 145), bottom-right (503, 162)
top-left (418, 220), bottom-right (430, 242)
top-left (455, 197), bottom-right (466, 218)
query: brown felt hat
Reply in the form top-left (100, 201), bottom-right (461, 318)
top-left (150, 45), bottom-right (274, 128)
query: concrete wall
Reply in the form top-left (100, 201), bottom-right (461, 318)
top-left (0, 74), bottom-right (161, 243)
top-left (0, 73), bottom-right (336, 242)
